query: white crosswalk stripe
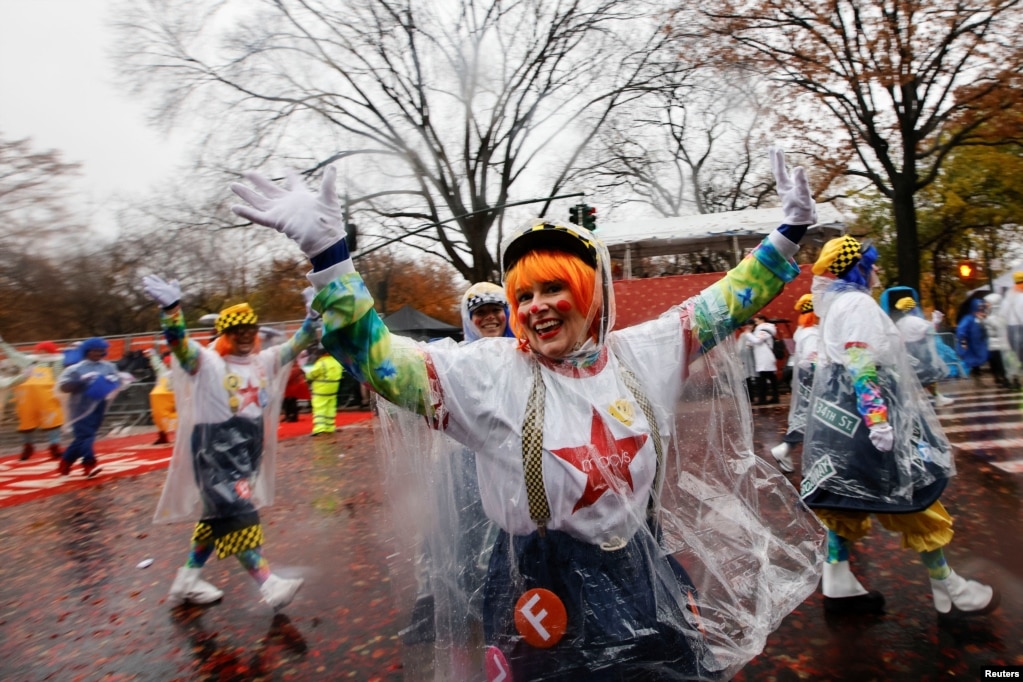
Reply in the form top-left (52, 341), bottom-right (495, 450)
top-left (936, 382), bottom-right (1023, 474)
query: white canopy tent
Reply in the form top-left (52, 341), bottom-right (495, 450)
top-left (595, 204), bottom-right (846, 278)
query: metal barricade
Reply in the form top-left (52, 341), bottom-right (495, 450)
top-left (100, 382), bottom-right (156, 435)
top-left (0, 382), bottom-right (158, 450)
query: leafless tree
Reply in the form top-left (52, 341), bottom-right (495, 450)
top-left (585, 68), bottom-right (780, 218)
top-left (693, 0), bottom-right (1023, 292)
top-left (0, 134), bottom-right (86, 256)
top-left (112, 0), bottom-right (688, 283)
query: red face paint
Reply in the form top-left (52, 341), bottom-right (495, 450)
top-left (518, 310), bottom-right (529, 324)
top-left (530, 304), bottom-right (540, 314)
top-left (555, 300), bottom-right (572, 313)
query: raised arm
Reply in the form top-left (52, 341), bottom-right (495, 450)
top-left (688, 148), bottom-right (816, 351)
top-left (143, 275), bottom-right (203, 375)
top-left (0, 333), bottom-right (35, 371)
top-left (230, 168), bottom-right (433, 416)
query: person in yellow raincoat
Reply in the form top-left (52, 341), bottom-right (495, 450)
top-left (304, 346), bottom-right (342, 435)
top-left (147, 347), bottom-right (177, 445)
top-left (0, 336), bottom-right (65, 461)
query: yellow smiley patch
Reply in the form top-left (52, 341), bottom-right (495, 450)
top-left (609, 399), bottom-right (635, 426)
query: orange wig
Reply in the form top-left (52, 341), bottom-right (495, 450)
top-left (505, 249), bottom-right (598, 346)
top-left (213, 332), bottom-right (262, 357)
top-left (797, 311), bottom-right (819, 328)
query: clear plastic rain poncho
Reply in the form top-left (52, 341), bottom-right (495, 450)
top-left (1002, 278), bottom-right (1023, 361)
top-left (801, 276), bottom-right (955, 512)
top-left (983, 292), bottom-right (1023, 380)
top-left (785, 311), bottom-right (819, 440)
top-left (0, 339), bottom-right (66, 431)
top-left (57, 343), bottom-right (133, 431)
top-left (153, 314), bottom-right (317, 525)
top-left (361, 221), bottom-right (825, 681)
top-left (880, 286), bottom-right (949, 387)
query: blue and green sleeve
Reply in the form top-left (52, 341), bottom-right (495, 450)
top-left (689, 229), bottom-right (802, 352)
top-left (159, 306), bottom-right (202, 374)
top-left (310, 243), bottom-right (432, 416)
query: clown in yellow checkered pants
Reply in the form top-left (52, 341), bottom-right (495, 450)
top-left (144, 287), bottom-right (321, 612)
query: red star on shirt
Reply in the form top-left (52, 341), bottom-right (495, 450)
top-left (237, 379), bottom-right (261, 411)
top-left (550, 407), bottom-right (648, 513)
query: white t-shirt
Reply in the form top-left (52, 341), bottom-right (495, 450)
top-left (426, 311), bottom-right (685, 547)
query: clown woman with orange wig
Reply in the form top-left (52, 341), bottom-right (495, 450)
top-left (230, 150), bottom-right (826, 680)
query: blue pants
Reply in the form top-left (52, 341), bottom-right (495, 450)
top-left (483, 527), bottom-right (715, 681)
top-left (63, 402), bottom-right (107, 467)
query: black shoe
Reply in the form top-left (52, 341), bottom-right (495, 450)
top-left (937, 589), bottom-right (1001, 622)
top-left (823, 591), bottom-right (886, 615)
top-left (399, 594), bottom-right (436, 645)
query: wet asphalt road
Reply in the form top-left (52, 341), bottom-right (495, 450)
top-left (0, 379), bottom-right (1020, 681)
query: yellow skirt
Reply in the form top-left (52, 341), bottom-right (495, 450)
top-left (815, 501), bottom-right (954, 553)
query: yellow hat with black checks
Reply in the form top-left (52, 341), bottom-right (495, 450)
top-left (215, 303), bottom-right (258, 334)
top-left (812, 235), bottom-right (863, 277)
top-left (501, 219), bottom-right (600, 273)
top-left (895, 296), bottom-right (917, 311)
top-left (794, 293), bottom-right (814, 313)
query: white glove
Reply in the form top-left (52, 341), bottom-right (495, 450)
top-left (143, 274), bottom-right (182, 308)
top-left (770, 147), bottom-right (818, 226)
top-left (230, 166), bottom-right (345, 258)
top-left (868, 423), bottom-right (894, 452)
top-left (80, 372), bottom-right (99, 383)
top-left (931, 310), bottom-right (944, 327)
top-left (303, 286), bottom-right (321, 320)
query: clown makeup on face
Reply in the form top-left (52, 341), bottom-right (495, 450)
top-left (514, 280), bottom-right (588, 360)
top-left (470, 303), bottom-right (507, 338)
top-left (226, 325), bottom-right (259, 356)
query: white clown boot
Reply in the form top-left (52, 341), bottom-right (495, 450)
top-left (260, 574), bottom-right (304, 611)
top-left (168, 567), bottom-right (224, 607)
top-left (770, 442), bottom-right (794, 473)
top-left (930, 571), bottom-right (997, 617)
top-left (822, 561), bottom-right (885, 614)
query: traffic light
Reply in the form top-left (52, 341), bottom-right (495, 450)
top-left (582, 205), bottom-right (597, 231)
top-left (345, 221), bottom-right (358, 253)
top-left (568, 205), bottom-right (580, 225)
top-left (957, 260), bottom-right (977, 282)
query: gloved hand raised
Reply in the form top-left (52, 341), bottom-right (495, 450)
top-left (230, 166), bottom-right (345, 258)
top-left (770, 147), bottom-right (817, 226)
top-left (868, 423), bottom-right (894, 452)
top-left (143, 274), bottom-right (182, 309)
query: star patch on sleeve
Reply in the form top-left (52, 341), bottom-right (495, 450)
top-left (550, 408), bottom-right (647, 513)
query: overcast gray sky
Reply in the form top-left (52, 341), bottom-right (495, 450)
top-left (0, 0), bottom-right (186, 230)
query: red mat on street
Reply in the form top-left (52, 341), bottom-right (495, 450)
top-left (0, 411), bottom-right (373, 509)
